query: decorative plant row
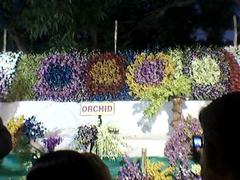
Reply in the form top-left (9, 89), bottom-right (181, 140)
top-left (6, 115), bottom-right (127, 160)
top-left (1, 46), bottom-right (240, 118)
top-left (6, 114), bottom-right (202, 179)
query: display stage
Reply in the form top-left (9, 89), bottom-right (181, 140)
top-left (0, 100), bottom-right (208, 157)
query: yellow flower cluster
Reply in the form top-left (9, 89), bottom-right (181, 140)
top-left (90, 59), bottom-right (121, 85)
top-left (145, 159), bottom-right (174, 180)
top-left (126, 52), bottom-right (175, 97)
top-left (6, 115), bottom-right (25, 147)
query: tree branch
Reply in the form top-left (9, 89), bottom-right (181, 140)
top-left (120, 0), bottom-right (196, 39)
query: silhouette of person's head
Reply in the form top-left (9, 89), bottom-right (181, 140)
top-left (0, 117), bottom-right (12, 160)
top-left (27, 150), bottom-right (112, 180)
top-left (199, 92), bottom-right (240, 180)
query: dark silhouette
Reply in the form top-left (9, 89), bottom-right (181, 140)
top-left (0, 117), bottom-right (12, 159)
top-left (27, 150), bottom-right (112, 180)
top-left (199, 92), bottom-right (240, 180)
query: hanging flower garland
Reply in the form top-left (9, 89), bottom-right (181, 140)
top-left (85, 53), bottom-right (127, 100)
top-left (0, 52), bottom-right (20, 100)
top-left (126, 52), bottom-right (191, 118)
top-left (224, 51), bottom-right (240, 92)
top-left (164, 115), bottom-right (202, 179)
top-left (34, 54), bottom-right (87, 101)
top-left (183, 47), bottom-right (230, 100)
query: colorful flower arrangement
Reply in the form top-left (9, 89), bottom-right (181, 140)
top-left (0, 52), bottom-right (20, 100)
top-left (183, 47), bottom-right (230, 100)
top-left (118, 155), bottom-right (174, 180)
top-left (126, 51), bottom-right (191, 118)
top-left (6, 115), bottom-right (46, 156)
top-left (74, 124), bottom-right (98, 152)
top-left (34, 54), bottom-right (87, 101)
top-left (0, 47), bottom-right (239, 104)
top-left (224, 51), bottom-right (240, 92)
top-left (118, 155), bottom-right (146, 180)
top-left (42, 135), bottom-right (63, 152)
top-left (164, 115), bottom-right (202, 179)
top-left (85, 53), bottom-right (127, 100)
top-left (145, 159), bottom-right (174, 180)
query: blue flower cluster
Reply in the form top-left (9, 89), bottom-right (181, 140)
top-left (44, 64), bottom-right (73, 88)
top-left (22, 116), bottom-right (46, 142)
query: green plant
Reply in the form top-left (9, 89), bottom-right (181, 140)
top-left (5, 54), bottom-right (45, 101)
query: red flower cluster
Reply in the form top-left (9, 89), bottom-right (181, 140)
top-left (85, 53), bottom-right (126, 95)
top-left (224, 51), bottom-right (240, 91)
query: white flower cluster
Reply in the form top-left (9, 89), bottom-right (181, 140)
top-left (0, 51), bottom-right (20, 100)
top-left (95, 124), bottom-right (127, 160)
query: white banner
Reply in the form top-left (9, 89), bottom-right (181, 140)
top-left (80, 102), bottom-right (115, 116)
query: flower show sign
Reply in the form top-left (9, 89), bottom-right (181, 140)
top-left (80, 102), bottom-right (115, 116)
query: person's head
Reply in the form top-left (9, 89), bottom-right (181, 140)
top-left (199, 92), bottom-right (240, 180)
top-left (27, 150), bottom-right (112, 180)
top-left (0, 117), bottom-right (12, 159)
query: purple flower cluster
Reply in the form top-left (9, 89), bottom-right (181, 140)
top-left (183, 48), bottom-right (230, 100)
top-left (118, 155), bottom-right (146, 180)
top-left (22, 116), bottom-right (46, 142)
top-left (135, 60), bottom-right (166, 85)
top-left (164, 116), bottom-right (202, 179)
top-left (42, 136), bottom-right (62, 152)
top-left (35, 54), bottom-right (87, 101)
top-left (75, 125), bottom-right (98, 152)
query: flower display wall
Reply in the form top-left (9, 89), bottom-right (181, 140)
top-left (0, 52), bottom-right (20, 100)
top-left (85, 53), bottom-right (128, 101)
top-left (1, 47), bottom-right (240, 118)
top-left (183, 47), bottom-right (230, 100)
top-left (34, 54), bottom-right (87, 101)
